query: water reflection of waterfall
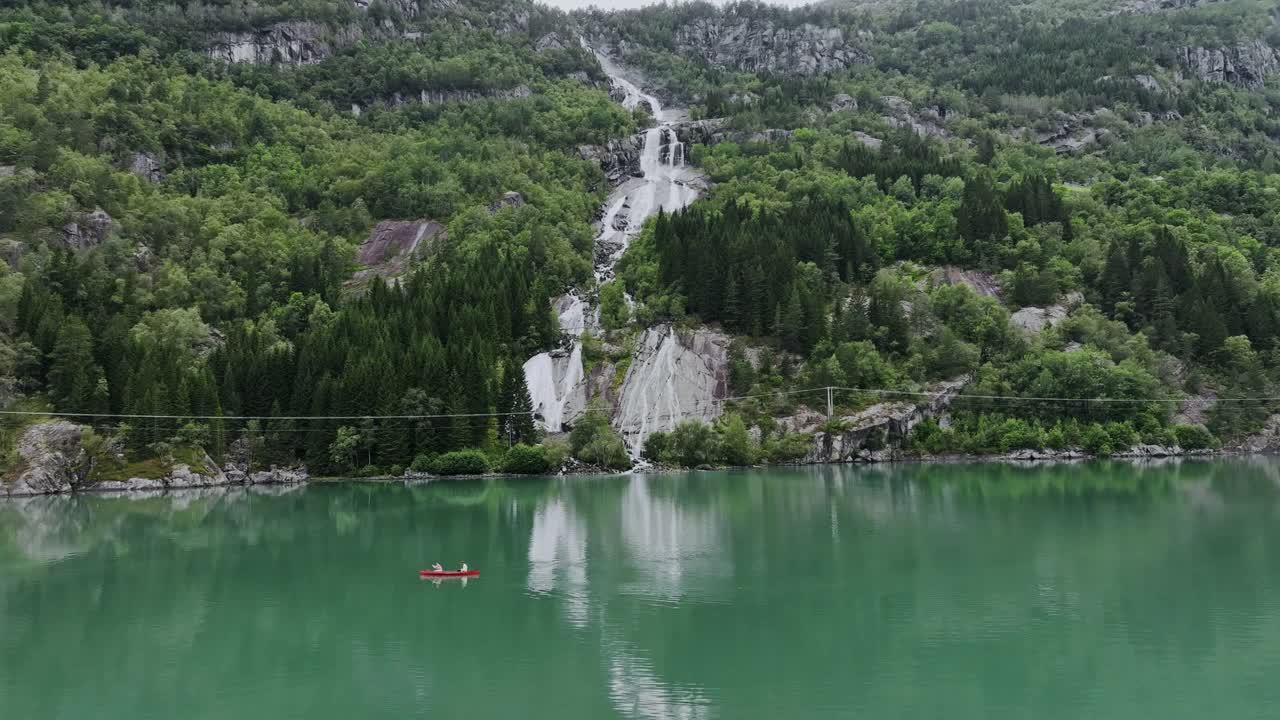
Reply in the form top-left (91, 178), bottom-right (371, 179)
top-left (523, 50), bottom-right (703, 435)
top-left (620, 476), bottom-right (729, 603)
top-left (527, 496), bottom-right (590, 627)
top-left (526, 480), bottom-right (718, 719)
top-left (605, 636), bottom-right (713, 720)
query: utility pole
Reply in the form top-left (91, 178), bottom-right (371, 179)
top-left (827, 386), bottom-right (834, 419)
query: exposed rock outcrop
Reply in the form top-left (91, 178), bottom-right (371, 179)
top-left (830, 93), bottom-right (858, 112)
top-left (129, 152), bottom-right (164, 183)
top-left (578, 135), bottom-right (645, 186)
top-left (59, 208), bottom-right (116, 250)
top-left (1028, 114), bottom-right (1107, 155)
top-left (535, 31), bottom-right (570, 52)
top-left (353, 85), bottom-right (533, 114)
top-left (879, 96), bottom-right (953, 139)
top-left (614, 325), bottom-right (731, 449)
top-left (1010, 291), bottom-right (1085, 333)
top-left (1234, 414), bottom-right (1280, 454)
top-left (672, 118), bottom-right (794, 147)
top-left (4, 422), bottom-right (309, 497)
top-left (1132, 74), bottom-right (1163, 92)
top-left (488, 191), bottom-right (525, 212)
top-left (8, 422), bottom-right (101, 496)
top-left (851, 131), bottom-right (883, 150)
top-left (207, 21), bottom-right (366, 65)
top-left (801, 376), bottom-right (971, 463)
top-left (1178, 41), bottom-right (1280, 90)
top-left (347, 218), bottom-right (446, 288)
top-left (670, 17), bottom-right (872, 76)
top-left (1122, 0), bottom-right (1224, 11)
top-left (352, 0), bottom-right (420, 17)
top-left (1174, 391), bottom-right (1216, 426)
top-left (928, 266), bottom-right (1001, 298)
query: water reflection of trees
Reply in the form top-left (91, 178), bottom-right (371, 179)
top-left (4, 463), bottom-right (1280, 717)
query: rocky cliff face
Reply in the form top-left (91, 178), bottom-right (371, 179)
top-left (1028, 113), bottom-right (1108, 155)
top-left (578, 134), bottom-right (645, 187)
top-left (878, 96), bottom-right (954, 140)
top-left (3, 421), bottom-right (307, 497)
top-left (8, 422), bottom-right (99, 496)
top-left (614, 325), bottom-right (731, 450)
top-left (801, 376), bottom-right (971, 464)
top-left (1179, 40), bottom-right (1280, 90)
top-left (1010, 291), bottom-right (1085, 334)
top-left (58, 208), bottom-right (116, 250)
top-left (1123, 0), bottom-right (1227, 12)
top-left (352, 85), bottom-right (535, 114)
top-left (203, 0), bottom-right (540, 66)
top-left (669, 17), bottom-right (872, 76)
top-left (346, 218), bottom-right (447, 289)
top-left (673, 118), bottom-right (795, 148)
top-left (207, 21), bottom-right (368, 65)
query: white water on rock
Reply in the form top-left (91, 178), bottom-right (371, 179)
top-left (592, 53), bottom-right (702, 283)
top-left (524, 50), bottom-right (704, 434)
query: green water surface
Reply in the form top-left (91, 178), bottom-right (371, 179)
top-left (3, 460), bottom-right (1280, 719)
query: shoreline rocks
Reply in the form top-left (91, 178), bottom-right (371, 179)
top-left (800, 376), bottom-right (971, 464)
top-left (3, 420), bottom-right (308, 498)
top-left (4, 464), bottom-right (308, 498)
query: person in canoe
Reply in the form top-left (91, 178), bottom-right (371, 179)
top-left (459, 561), bottom-right (468, 572)
top-left (431, 562), bottom-right (443, 572)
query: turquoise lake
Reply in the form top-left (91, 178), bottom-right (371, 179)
top-left (3, 460), bottom-right (1280, 719)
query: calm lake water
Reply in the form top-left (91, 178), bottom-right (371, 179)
top-left (3, 460), bottom-right (1280, 719)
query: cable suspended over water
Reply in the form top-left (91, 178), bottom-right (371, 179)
top-left (0, 384), bottom-right (1266, 423)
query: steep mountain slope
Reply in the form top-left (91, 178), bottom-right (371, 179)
top-left (2, 0), bottom-right (1280, 490)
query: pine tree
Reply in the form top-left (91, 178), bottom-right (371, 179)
top-left (956, 170), bottom-right (1008, 243)
top-left (780, 287), bottom-right (805, 353)
top-left (727, 271), bottom-right (747, 330)
top-left (1100, 240), bottom-right (1131, 312)
top-left (47, 316), bottom-right (99, 412)
top-left (976, 133), bottom-right (996, 165)
top-left (500, 359), bottom-right (538, 446)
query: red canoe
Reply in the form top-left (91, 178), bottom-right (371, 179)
top-left (420, 570), bottom-right (480, 578)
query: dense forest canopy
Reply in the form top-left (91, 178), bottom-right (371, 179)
top-left (1, 0), bottom-right (1279, 477)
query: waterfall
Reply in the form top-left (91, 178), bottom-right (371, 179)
top-left (524, 50), bottom-right (704, 435)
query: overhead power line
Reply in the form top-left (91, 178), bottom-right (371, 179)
top-left (0, 384), bottom-right (1264, 423)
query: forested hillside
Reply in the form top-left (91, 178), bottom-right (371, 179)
top-left (0, 0), bottom-right (637, 482)
top-left (2, 0), bottom-right (1280, 488)
top-left (596, 0), bottom-right (1280, 460)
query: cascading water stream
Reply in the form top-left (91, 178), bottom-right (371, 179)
top-left (523, 49), bottom-right (702, 434)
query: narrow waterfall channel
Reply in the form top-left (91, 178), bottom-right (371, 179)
top-left (523, 51), bottom-right (702, 435)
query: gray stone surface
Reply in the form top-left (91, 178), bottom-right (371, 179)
top-left (879, 96), bottom-right (953, 139)
top-left (9, 422), bottom-right (96, 496)
top-left (578, 135), bottom-right (645, 186)
top-left (4, 421), bottom-right (308, 497)
top-left (207, 22), bottom-right (366, 65)
top-left (928, 267), bottom-right (1001, 298)
top-left (671, 17), bottom-right (872, 76)
top-left (672, 118), bottom-right (794, 148)
top-left (801, 375), bottom-right (971, 463)
top-left (1010, 291), bottom-right (1085, 333)
top-left (347, 218), bottom-right (446, 288)
top-left (1179, 40), bottom-right (1280, 90)
top-left (129, 152), bottom-right (164, 183)
top-left (59, 208), bottom-right (116, 250)
top-left (1031, 114), bottom-right (1107, 155)
top-left (614, 325), bottom-right (731, 449)
top-left (830, 93), bottom-right (858, 112)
